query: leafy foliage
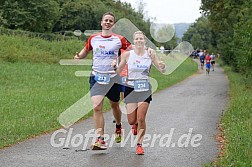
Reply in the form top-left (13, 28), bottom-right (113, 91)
top-left (182, 17), bottom-right (215, 51)
top-left (1, 0), bottom-right (60, 32)
top-left (0, 0), bottom-right (154, 42)
top-left (200, 0), bottom-right (252, 77)
top-left (183, 0), bottom-right (251, 81)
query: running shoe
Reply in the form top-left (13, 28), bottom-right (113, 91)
top-left (136, 145), bottom-right (144, 155)
top-left (115, 127), bottom-right (122, 143)
top-left (132, 124), bottom-right (138, 135)
top-left (91, 138), bottom-right (107, 150)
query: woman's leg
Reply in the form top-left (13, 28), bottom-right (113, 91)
top-left (126, 103), bottom-right (138, 125)
top-left (136, 102), bottom-right (149, 144)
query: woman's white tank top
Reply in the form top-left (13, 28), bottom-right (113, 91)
top-left (127, 50), bottom-right (152, 86)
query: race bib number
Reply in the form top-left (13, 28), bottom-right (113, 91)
top-left (121, 77), bottom-right (127, 84)
top-left (134, 80), bottom-right (149, 92)
top-left (95, 74), bottom-right (110, 84)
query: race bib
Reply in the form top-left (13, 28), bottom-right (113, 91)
top-left (134, 80), bottom-right (149, 92)
top-left (94, 73), bottom-right (110, 84)
top-left (121, 76), bottom-right (127, 84)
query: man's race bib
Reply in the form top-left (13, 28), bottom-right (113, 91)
top-left (134, 79), bottom-right (149, 92)
top-left (121, 76), bottom-right (127, 84)
top-left (95, 73), bottom-right (110, 84)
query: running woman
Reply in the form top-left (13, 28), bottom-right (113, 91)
top-left (114, 31), bottom-right (166, 155)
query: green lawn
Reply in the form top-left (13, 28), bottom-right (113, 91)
top-left (0, 61), bottom-right (89, 147)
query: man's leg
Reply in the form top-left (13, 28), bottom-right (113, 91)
top-left (91, 95), bottom-right (105, 136)
top-left (106, 81), bottom-right (123, 143)
top-left (110, 100), bottom-right (123, 143)
top-left (110, 100), bottom-right (121, 125)
top-left (126, 103), bottom-right (138, 135)
top-left (91, 95), bottom-right (107, 150)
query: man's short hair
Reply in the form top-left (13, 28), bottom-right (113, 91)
top-left (102, 12), bottom-right (116, 22)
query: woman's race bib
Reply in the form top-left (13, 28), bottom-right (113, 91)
top-left (134, 79), bottom-right (149, 92)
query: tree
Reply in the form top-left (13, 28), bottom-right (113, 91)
top-left (1, 0), bottom-right (60, 32)
top-left (191, 33), bottom-right (203, 49)
top-left (200, 0), bottom-right (252, 78)
top-left (182, 17), bottom-right (214, 50)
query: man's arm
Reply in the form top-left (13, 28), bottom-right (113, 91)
top-left (115, 51), bottom-right (129, 74)
top-left (74, 48), bottom-right (90, 59)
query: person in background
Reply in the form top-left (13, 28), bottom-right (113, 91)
top-left (199, 49), bottom-right (205, 69)
top-left (160, 45), bottom-right (165, 54)
top-left (210, 52), bottom-right (216, 71)
top-left (205, 53), bottom-right (212, 75)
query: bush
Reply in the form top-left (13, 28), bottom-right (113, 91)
top-left (0, 27), bottom-right (78, 41)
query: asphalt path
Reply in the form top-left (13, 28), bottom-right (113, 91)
top-left (0, 61), bottom-right (229, 167)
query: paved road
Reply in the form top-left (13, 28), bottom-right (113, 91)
top-left (0, 62), bottom-right (229, 167)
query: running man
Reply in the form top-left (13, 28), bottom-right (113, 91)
top-left (74, 12), bottom-right (130, 150)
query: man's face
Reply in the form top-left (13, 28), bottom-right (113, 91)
top-left (101, 15), bottom-right (115, 30)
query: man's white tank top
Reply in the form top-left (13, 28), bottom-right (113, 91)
top-left (127, 50), bottom-right (152, 86)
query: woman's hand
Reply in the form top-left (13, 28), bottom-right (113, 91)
top-left (147, 48), bottom-right (156, 55)
top-left (158, 60), bottom-right (166, 73)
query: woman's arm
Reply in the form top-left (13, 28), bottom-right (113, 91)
top-left (150, 52), bottom-right (166, 73)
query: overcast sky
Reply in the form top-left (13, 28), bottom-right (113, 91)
top-left (120, 0), bottom-right (202, 24)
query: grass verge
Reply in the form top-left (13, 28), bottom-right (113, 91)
top-left (206, 60), bottom-right (252, 166)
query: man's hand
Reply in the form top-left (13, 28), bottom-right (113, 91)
top-left (111, 59), bottom-right (117, 70)
top-left (74, 52), bottom-right (81, 59)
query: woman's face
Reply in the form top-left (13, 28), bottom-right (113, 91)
top-left (133, 33), bottom-right (145, 47)
top-left (101, 15), bottom-right (115, 30)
